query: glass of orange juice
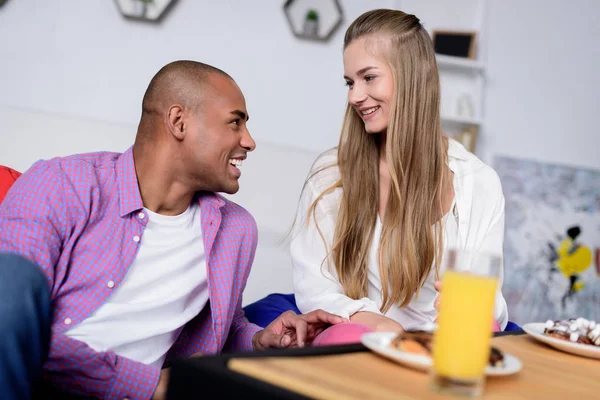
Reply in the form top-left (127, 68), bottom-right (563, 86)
top-left (430, 249), bottom-right (501, 397)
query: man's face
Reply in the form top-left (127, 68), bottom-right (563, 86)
top-left (182, 75), bottom-right (256, 194)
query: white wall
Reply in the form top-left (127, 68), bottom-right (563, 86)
top-left (396, 0), bottom-right (600, 171)
top-left (0, 0), bottom-right (393, 161)
top-left (1, 0), bottom-right (599, 305)
top-left (481, 0), bottom-right (600, 170)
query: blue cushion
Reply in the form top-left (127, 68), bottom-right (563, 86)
top-left (504, 320), bottom-right (521, 331)
top-left (243, 293), bottom-right (300, 328)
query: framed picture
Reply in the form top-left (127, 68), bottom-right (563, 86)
top-left (283, 0), bottom-right (344, 42)
top-left (432, 30), bottom-right (477, 59)
top-left (114, 0), bottom-right (177, 23)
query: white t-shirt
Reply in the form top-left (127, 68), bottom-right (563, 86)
top-left (291, 139), bottom-right (508, 330)
top-left (66, 203), bottom-right (209, 367)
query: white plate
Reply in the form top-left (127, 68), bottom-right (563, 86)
top-left (361, 332), bottom-right (522, 376)
top-left (522, 322), bottom-right (600, 360)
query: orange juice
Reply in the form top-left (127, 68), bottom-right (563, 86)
top-left (432, 271), bottom-right (497, 380)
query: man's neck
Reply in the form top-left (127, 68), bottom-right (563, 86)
top-left (132, 144), bottom-right (196, 216)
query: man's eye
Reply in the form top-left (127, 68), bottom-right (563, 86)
top-left (232, 119), bottom-right (240, 126)
top-left (344, 81), bottom-right (353, 87)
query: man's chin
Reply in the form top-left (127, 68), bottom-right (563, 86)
top-left (220, 183), bottom-right (240, 195)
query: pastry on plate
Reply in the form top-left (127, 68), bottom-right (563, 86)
top-left (544, 318), bottom-right (600, 346)
top-left (390, 330), bottom-right (505, 367)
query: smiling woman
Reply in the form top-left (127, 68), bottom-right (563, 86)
top-left (289, 9), bottom-right (509, 336)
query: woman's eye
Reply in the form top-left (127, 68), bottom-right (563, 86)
top-left (365, 75), bottom-right (375, 82)
top-left (345, 81), bottom-right (353, 87)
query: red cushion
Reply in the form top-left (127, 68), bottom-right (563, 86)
top-left (0, 166), bottom-right (22, 204)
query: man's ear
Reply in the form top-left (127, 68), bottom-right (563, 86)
top-left (167, 104), bottom-right (185, 140)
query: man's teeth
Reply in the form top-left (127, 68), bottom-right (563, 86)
top-left (229, 159), bottom-right (243, 168)
top-left (361, 106), bottom-right (379, 115)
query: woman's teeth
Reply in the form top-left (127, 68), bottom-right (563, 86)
top-left (361, 106), bottom-right (379, 115)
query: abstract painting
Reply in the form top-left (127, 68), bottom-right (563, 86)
top-left (494, 156), bottom-right (600, 325)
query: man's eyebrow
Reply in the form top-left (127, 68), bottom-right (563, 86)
top-left (231, 110), bottom-right (249, 122)
top-left (343, 66), bottom-right (377, 80)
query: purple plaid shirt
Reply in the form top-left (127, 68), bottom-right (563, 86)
top-left (0, 147), bottom-right (261, 399)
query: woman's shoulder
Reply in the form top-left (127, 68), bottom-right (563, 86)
top-left (306, 148), bottom-right (341, 191)
top-left (311, 147), bottom-right (338, 171)
top-left (448, 139), bottom-right (503, 200)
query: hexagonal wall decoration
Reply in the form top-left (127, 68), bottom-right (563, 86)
top-left (284, 0), bottom-right (344, 42)
top-left (114, 0), bottom-right (177, 23)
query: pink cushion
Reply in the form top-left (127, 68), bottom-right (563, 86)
top-left (312, 322), bottom-right (374, 346)
top-left (491, 319), bottom-right (501, 333)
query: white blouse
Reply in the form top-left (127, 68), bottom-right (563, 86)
top-left (290, 139), bottom-right (509, 330)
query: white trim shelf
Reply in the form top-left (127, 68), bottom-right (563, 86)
top-left (436, 54), bottom-right (485, 73)
top-left (441, 115), bottom-right (482, 126)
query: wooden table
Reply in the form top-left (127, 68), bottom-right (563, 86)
top-left (228, 334), bottom-right (600, 399)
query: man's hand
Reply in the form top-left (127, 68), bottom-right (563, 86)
top-left (350, 311), bottom-right (404, 333)
top-left (151, 368), bottom-right (170, 400)
top-left (252, 309), bottom-right (347, 350)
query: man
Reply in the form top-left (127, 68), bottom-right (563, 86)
top-left (0, 60), bottom-right (345, 400)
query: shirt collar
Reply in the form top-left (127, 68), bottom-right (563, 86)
top-left (117, 146), bottom-right (144, 217)
top-left (448, 138), bottom-right (470, 161)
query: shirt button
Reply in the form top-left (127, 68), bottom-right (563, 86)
top-left (64, 318), bottom-right (72, 325)
top-left (138, 212), bottom-right (145, 219)
top-left (133, 235), bottom-right (140, 243)
top-left (107, 280), bottom-right (115, 288)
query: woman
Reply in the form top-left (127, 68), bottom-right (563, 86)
top-left (291, 9), bottom-right (508, 336)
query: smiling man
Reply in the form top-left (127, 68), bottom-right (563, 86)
top-left (0, 60), bottom-right (344, 400)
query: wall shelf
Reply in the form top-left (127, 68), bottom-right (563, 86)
top-left (436, 54), bottom-right (485, 73)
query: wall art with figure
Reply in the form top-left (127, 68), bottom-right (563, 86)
top-left (494, 156), bottom-right (600, 325)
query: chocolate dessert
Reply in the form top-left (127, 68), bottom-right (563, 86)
top-left (544, 318), bottom-right (600, 346)
top-left (390, 330), bottom-right (505, 367)
top-left (489, 347), bottom-right (504, 367)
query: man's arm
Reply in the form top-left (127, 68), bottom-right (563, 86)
top-left (223, 295), bottom-right (262, 352)
top-left (0, 161), bottom-right (160, 400)
top-left (219, 212), bottom-right (347, 352)
top-left (222, 215), bottom-right (261, 352)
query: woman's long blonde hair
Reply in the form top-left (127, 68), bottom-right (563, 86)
top-left (305, 9), bottom-right (447, 312)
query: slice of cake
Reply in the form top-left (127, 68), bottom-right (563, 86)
top-left (390, 330), bottom-right (505, 367)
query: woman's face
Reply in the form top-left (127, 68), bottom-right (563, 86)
top-left (343, 37), bottom-right (394, 134)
